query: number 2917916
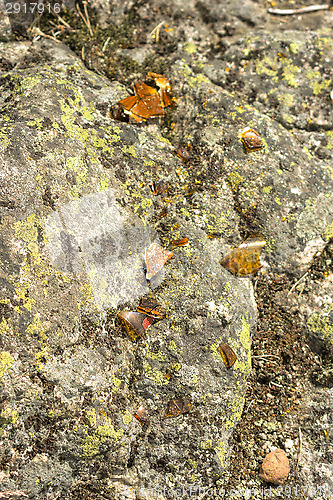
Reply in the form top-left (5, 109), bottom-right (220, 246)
top-left (5, 3), bottom-right (61, 14)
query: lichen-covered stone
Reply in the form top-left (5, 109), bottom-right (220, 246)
top-left (0, 40), bottom-right (256, 497)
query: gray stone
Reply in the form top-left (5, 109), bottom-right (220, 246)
top-left (0, 39), bottom-right (256, 497)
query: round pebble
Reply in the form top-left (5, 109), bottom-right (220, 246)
top-left (259, 448), bottom-right (290, 485)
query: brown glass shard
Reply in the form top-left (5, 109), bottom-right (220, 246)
top-left (164, 397), bottom-right (192, 418)
top-left (147, 71), bottom-right (176, 107)
top-left (114, 83), bottom-right (164, 123)
top-left (240, 127), bottom-right (264, 153)
top-left (134, 405), bottom-right (149, 425)
top-left (174, 146), bottom-right (192, 162)
top-left (117, 95), bottom-right (144, 122)
top-left (218, 343), bottom-right (237, 368)
top-left (112, 72), bottom-right (175, 123)
top-left (158, 207), bottom-right (168, 218)
top-left (151, 180), bottom-right (167, 195)
top-left (220, 235), bottom-right (266, 277)
top-left (145, 241), bottom-right (173, 280)
top-left (171, 237), bottom-right (189, 247)
top-left (137, 297), bottom-right (166, 320)
top-left (117, 311), bottom-right (152, 341)
top-left (110, 102), bottom-right (129, 122)
top-left (132, 82), bottom-right (165, 120)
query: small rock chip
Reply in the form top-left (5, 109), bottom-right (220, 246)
top-left (259, 448), bottom-right (290, 485)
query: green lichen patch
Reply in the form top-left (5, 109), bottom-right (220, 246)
top-left (307, 313), bottom-right (333, 346)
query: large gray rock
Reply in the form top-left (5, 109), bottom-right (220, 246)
top-left (0, 40), bottom-right (256, 498)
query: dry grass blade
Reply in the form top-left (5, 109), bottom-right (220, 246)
top-left (50, 6), bottom-right (73, 29)
top-left (288, 271), bottom-right (308, 296)
top-left (148, 20), bottom-right (165, 43)
top-left (28, 26), bottom-right (61, 42)
top-left (295, 427), bottom-right (302, 471)
top-left (76, 2), bottom-right (93, 36)
top-left (83, 1), bottom-right (93, 36)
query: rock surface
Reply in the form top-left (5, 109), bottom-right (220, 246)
top-left (0, 0), bottom-right (333, 498)
top-left (0, 40), bottom-right (256, 498)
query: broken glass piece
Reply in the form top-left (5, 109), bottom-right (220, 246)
top-left (117, 311), bottom-right (152, 341)
top-left (218, 343), bottom-right (237, 369)
top-left (137, 297), bottom-right (166, 319)
top-left (145, 241), bottom-right (173, 280)
top-left (164, 397), bottom-right (192, 418)
top-left (134, 405), bottom-right (149, 425)
top-left (220, 235), bottom-right (266, 277)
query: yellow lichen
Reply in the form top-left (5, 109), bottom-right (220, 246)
top-left (0, 351), bottom-right (14, 378)
top-left (200, 439), bottom-right (213, 450)
top-left (307, 313), bottom-right (333, 345)
top-left (289, 42), bottom-right (299, 54)
top-left (85, 409), bottom-right (97, 427)
top-left (81, 415), bottom-right (124, 458)
top-left (184, 42), bottom-right (197, 54)
top-left (239, 316), bottom-right (250, 350)
top-left (0, 318), bottom-right (9, 335)
top-left (282, 59), bottom-right (300, 88)
top-left (14, 213), bottom-right (39, 242)
top-left (188, 73), bottom-right (210, 89)
top-left (324, 222), bottom-right (333, 241)
top-left (122, 410), bottom-right (132, 426)
top-left (0, 407), bottom-right (19, 426)
top-left (142, 360), bottom-right (169, 385)
top-left (214, 441), bottom-right (228, 468)
top-left (255, 56), bottom-right (278, 77)
top-left (146, 350), bottom-right (167, 361)
top-left (99, 171), bottom-right (110, 191)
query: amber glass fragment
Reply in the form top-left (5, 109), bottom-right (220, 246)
top-left (219, 343), bottom-right (237, 368)
top-left (117, 95), bottom-right (144, 122)
top-left (147, 72), bottom-right (176, 107)
top-left (174, 146), bottom-right (192, 162)
top-left (171, 237), bottom-right (189, 247)
top-left (137, 297), bottom-right (166, 320)
top-left (134, 405), bottom-right (149, 425)
top-left (240, 127), bottom-right (264, 153)
top-left (117, 311), bottom-right (152, 341)
top-left (145, 241), bottom-right (173, 280)
top-left (151, 180), bottom-right (167, 195)
top-left (220, 235), bottom-right (266, 276)
top-left (164, 397), bottom-right (192, 418)
top-left (132, 82), bottom-right (165, 119)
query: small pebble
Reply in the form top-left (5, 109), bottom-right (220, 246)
top-left (259, 448), bottom-right (290, 485)
top-left (284, 438), bottom-right (294, 450)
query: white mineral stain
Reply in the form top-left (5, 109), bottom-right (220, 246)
top-left (44, 189), bottom-right (164, 309)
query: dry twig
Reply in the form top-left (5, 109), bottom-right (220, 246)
top-left (0, 492), bottom-right (28, 499)
top-left (51, 6), bottom-right (73, 29)
top-left (28, 26), bottom-right (62, 43)
top-left (83, 1), bottom-right (93, 35)
top-left (102, 37), bottom-right (111, 53)
top-left (295, 427), bottom-right (302, 471)
top-left (268, 3), bottom-right (330, 15)
top-left (288, 271), bottom-right (308, 296)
